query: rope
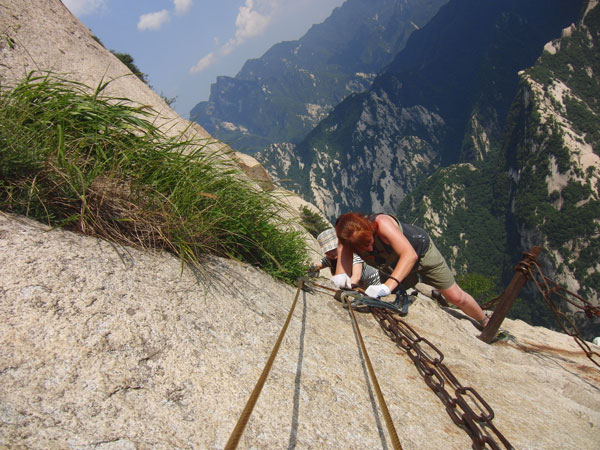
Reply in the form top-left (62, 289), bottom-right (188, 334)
top-left (341, 291), bottom-right (403, 450)
top-left (312, 281), bottom-right (512, 449)
top-left (224, 277), bottom-right (513, 448)
top-left (225, 278), bottom-right (304, 449)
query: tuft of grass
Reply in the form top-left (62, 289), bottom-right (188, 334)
top-left (0, 72), bottom-right (309, 283)
top-left (299, 205), bottom-right (331, 238)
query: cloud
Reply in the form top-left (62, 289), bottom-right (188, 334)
top-left (62, 0), bottom-right (106, 17)
top-left (137, 10), bottom-right (170, 31)
top-left (235, 0), bottom-right (273, 41)
top-left (137, 1), bottom-right (190, 32)
top-left (221, 39), bottom-right (238, 56)
top-left (173, 0), bottom-right (193, 15)
top-left (190, 52), bottom-right (216, 74)
top-left (189, 0), bottom-right (278, 74)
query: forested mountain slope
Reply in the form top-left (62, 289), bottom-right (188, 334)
top-left (257, 0), bottom-right (582, 220)
top-left (254, 0), bottom-right (599, 337)
top-left (400, 0), bottom-right (599, 336)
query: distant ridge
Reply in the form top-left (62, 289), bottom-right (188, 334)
top-left (190, 0), bottom-right (449, 154)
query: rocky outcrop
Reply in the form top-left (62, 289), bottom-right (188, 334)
top-left (1, 212), bottom-right (599, 448)
top-left (1, 2), bottom-right (599, 448)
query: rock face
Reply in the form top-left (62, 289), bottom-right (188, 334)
top-left (1, 212), bottom-right (600, 449)
top-left (1, 1), bottom-right (600, 448)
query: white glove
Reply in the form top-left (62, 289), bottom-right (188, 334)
top-left (331, 273), bottom-right (352, 289)
top-left (365, 284), bottom-right (391, 298)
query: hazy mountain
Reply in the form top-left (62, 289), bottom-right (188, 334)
top-left (400, 0), bottom-right (599, 335)
top-left (190, 0), bottom-right (449, 154)
top-left (257, 0), bottom-right (583, 220)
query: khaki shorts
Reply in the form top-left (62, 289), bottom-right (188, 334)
top-left (401, 241), bottom-right (455, 290)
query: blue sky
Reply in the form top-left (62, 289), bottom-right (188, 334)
top-left (63, 0), bottom-right (346, 118)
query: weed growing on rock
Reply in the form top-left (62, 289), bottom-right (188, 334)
top-left (0, 72), bottom-right (308, 283)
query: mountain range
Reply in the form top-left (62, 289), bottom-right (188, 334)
top-left (191, 0), bottom-right (599, 337)
top-left (190, 0), bottom-right (449, 154)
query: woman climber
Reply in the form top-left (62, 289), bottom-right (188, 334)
top-left (332, 212), bottom-right (489, 328)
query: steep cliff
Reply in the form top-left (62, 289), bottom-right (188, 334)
top-left (506, 0), bottom-right (600, 335)
top-left (257, 0), bottom-right (582, 219)
top-left (1, 2), bottom-right (599, 448)
top-left (400, 0), bottom-right (599, 336)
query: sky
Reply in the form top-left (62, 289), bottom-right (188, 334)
top-left (62, 0), bottom-right (347, 119)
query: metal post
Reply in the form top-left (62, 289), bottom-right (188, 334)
top-left (479, 246), bottom-right (542, 344)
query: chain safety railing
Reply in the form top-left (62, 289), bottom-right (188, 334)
top-left (226, 243), bottom-right (599, 448)
top-left (477, 247), bottom-right (600, 368)
top-left (519, 258), bottom-right (600, 368)
top-left (370, 307), bottom-right (514, 450)
top-left (308, 281), bottom-right (514, 450)
top-left (226, 248), bottom-right (598, 449)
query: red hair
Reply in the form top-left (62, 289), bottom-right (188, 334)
top-left (335, 213), bottom-right (376, 250)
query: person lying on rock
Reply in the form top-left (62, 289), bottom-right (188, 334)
top-left (332, 212), bottom-right (489, 328)
top-left (309, 228), bottom-right (381, 290)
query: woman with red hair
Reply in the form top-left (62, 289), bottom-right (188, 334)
top-left (332, 212), bottom-right (488, 328)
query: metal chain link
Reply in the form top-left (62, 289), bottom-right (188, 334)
top-left (518, 259), bottom-right (600, 368)
top-left (371, 307), bottom-right (515, 450)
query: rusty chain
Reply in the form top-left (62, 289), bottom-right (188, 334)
top-left (226, 266), bottom-right (596, 448)
top-left (517, 258), bottom-right (600, 368)
top-left (370, 307), bottom-right (514, 450)
top-left (470, 249), bottom-right (599, 369)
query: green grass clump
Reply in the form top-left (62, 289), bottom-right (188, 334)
top-left (0, 72), bottom-right (309, 283)
top-left (299, 205), bottom-right (331, 238)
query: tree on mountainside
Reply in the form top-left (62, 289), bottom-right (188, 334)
top-left (111, 51), bottom-right (148, 85)
top-left (90, 35), bottom-right (148, 85)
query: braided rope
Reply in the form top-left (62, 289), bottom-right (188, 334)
top-left (225, 278), bottom-right (304, 449)
top-left (341, 291), bottom-right (403, 450)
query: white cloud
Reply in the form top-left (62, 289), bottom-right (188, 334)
top-left (235, 0), bottom-right (273, 41)
top-left (190, 52), bottom-right (216, 74)
top-left (189, 0), bottom-right (280, 74)
top-left (62, 0), bottom-right (106, 17)
top-left (221, 39), bottom-right (238, 56)
top-left (137, 10), bottom-right (170, 31)
top-left (173, 0), bottom-right (193, 15)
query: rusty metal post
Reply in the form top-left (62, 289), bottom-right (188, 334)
top-left (479, 246), bottom-right (542, 344)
